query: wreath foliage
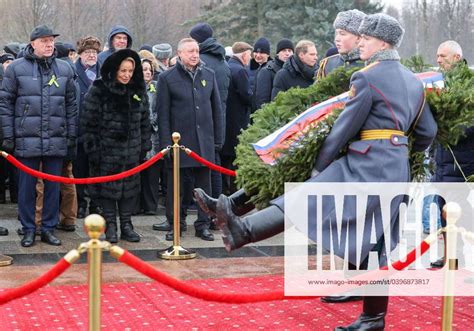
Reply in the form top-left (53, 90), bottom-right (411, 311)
top-left (234, 61), bottom-right (474, 208)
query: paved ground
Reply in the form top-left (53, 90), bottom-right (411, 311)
top-left (0, 196), bottom-right (449, 287)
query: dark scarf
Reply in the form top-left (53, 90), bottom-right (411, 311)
top-left (294, 55), bottom-right (317, 81)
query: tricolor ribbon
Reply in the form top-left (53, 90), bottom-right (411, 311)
top-left (252, 71), bottom-right (444, 165)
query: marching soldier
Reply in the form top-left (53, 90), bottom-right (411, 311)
top-left (316, 9), bottom-right (366, 80)
top-left (196, 13), bottom-right (438, 330)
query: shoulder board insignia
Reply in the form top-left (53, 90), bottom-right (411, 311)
top-left (348, 84), bottom-right (357, 99)
top-left (360, 61), bottom-right (380, 72)
top-left (317, 57), bottom-right (330, 80)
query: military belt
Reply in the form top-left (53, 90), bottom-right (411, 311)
top-left (360, 129), bottom-right (405, 140)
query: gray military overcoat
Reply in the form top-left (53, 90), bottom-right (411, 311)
top-left (272, 60), bottom-right (438, 266)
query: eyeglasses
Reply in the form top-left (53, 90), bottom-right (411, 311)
top-left (83, 50), bottom-right (98, 56)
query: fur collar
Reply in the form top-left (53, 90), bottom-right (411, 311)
top-left (366, 49), bottom-right (400, 65)
top-left (340, 48), bottom-right (360, 62)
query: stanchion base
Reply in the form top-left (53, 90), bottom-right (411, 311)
top-left (0, 254), bottom-right (13, 266)
top-left (157, 245), bottom-right (197, 260)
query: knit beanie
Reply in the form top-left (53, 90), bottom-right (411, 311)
top-left (276, 38), bottom-right (294, 54)
top-left (253, 37), bottom-right (270, 55)
top-left (190, 23), bottom-right (214, 43)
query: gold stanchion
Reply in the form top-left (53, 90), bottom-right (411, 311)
top-left (84, 215), bottom-right (106, 331)
top-left (0, 254), bottom-right (13, 266)
top-left (441, 202), bottom-right (461, 331)
top-left (158, 132), bottom-right (196, 260)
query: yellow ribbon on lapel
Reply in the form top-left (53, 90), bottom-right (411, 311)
top-left (48, 75), bottom-right (59, 88)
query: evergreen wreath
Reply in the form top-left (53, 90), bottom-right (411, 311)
top-left (235, 61), bottom-right (474, 208)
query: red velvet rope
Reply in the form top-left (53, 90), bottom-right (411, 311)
top-left (186, 150), bottom-right (237, 177)
top-left (117, 240), bottom-right (431, 303)
top-left (0, 258), bottom-right (71, 305)
top-left (118, 250), bottom-right (295, 303)
top-left (382, 240), bottom-right (431, 271)
top-left (2, 151), bottom-right (166, 184)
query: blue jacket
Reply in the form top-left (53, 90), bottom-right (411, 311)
top-left (97, 25), bottom-right (133, 66)
top-left (75, 60), bottom-right (100, 142)
top-left (434, 127), bottom-right (474, 182)
top-left (0, 44), bottom-right (78, 158)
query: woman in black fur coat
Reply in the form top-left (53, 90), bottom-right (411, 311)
top-left (81, 49), bottom-right (151, 243)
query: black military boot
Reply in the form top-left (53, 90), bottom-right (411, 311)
top-left (120, 221), bottom-right (140, 242)
top-left (321, 296), bottom-right (363, 303)
top-left (215, 194), bottom-right (284, 252)
top-left (119, 198), bottom-right (140, 242)
top-left (194, 188), bottom-right (254, 218)
top-left (105, 220), bottom-right (118, 243)
top-left (334, 296), bottom-right (388, 331)
top-left (0, 226), bottom-right (9, 236)
top-left (102, 199), bottom-right (118, 243)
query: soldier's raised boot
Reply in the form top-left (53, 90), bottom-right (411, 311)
top-left (215, 194), bottom-right (283, 251)
top-left (194, 188), bottom-right (254, 218)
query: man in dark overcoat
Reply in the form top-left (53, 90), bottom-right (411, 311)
top-left (221, 42), bottom-right (253, 195)
top-left (156, 38), bottom-right (223, 241)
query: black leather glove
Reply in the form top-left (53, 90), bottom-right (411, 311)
top-left (1, 139), bottom-right (14, 154)
top-left (215, 144), bottom-right (223, 152)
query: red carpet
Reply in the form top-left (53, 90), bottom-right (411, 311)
top-left (1, 275), bottom-right (473, 330)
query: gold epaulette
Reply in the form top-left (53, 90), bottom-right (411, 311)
top-left (359, 61), bottom-right (380, 72)
top-left (316, 54), bottom-right (339, 80)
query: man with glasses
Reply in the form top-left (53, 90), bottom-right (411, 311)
top-left (74, 36), bottom-right (102, 219)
